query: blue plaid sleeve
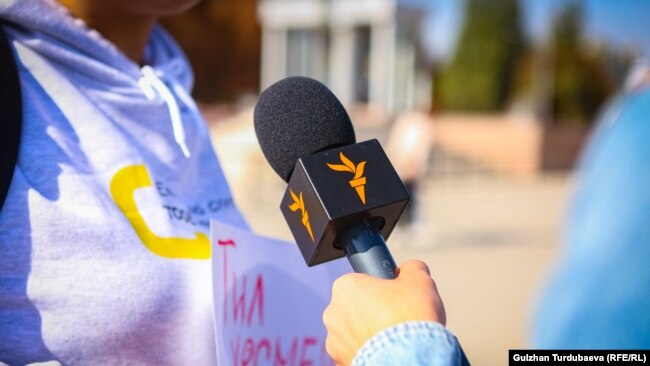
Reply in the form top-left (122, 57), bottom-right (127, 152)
top-left (351, 321), bottom-right (467, 366)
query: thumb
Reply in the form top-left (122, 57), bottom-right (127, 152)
top-left (397, 260), bottom-right (431, 277)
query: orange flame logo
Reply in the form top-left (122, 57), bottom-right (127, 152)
top-left (327, 152), bottom-right (367, 204)
top-left (289, 188), bottom-right (315, 241)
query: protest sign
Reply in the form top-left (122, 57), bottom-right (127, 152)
top-left (211, 220), bottom-right (351, 366)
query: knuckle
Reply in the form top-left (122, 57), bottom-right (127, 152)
top-left (325, 336), bottom-right (339, 363)
top-left (331, 277), bottom-right (345, 296)
top-left (332, 274), bottom-right (357, 295)
top-left (322, 306), bottom-right (333, 327)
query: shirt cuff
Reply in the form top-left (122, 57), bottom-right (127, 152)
top-left (351, 321), bottom-right (464, 366)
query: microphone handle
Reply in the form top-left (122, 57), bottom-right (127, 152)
top-left (337, 220), bottom-right (471, 363)
top-left (337, 220), bottom-right (398, 279)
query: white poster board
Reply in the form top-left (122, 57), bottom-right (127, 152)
top-left (211, 220), bottom-right (351, 366)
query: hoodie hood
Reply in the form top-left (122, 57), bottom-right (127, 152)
top-left (1, 0), bottom-right (196, 157)
top-left (0, 0), bottom-right (193, 91)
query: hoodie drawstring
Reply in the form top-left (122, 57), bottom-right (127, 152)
top-left (138, 65), bottom-right (191, 158)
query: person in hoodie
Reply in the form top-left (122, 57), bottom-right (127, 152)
top-left (0, 0), bottom-right (247, 364)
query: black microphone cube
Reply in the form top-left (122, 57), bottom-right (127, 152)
top-left (280, 139), bottom-right (410, 266)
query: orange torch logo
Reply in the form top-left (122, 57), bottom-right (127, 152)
top-left (327, 152), bottom-right (367, 204)
top-left (289, 188), bottom-right (315, 241)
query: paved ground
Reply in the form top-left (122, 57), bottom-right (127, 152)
top-left (208, 108), bottom-right (572, 365)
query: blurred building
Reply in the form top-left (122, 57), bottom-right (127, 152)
top-left (257, 0), bottom-right (431, 118)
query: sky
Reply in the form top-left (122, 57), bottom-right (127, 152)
top-left (399, 0), bottom-right (650, 62)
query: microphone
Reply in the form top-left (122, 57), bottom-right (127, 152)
top-left (254, 77), bottom-right (410, 279)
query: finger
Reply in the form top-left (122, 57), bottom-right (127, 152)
top-left (398, 259), bottom-right (431, 276)
top-left (325, 333), bottom-right (344, 366)
top-left (322, 303), bottom-right (339, 330)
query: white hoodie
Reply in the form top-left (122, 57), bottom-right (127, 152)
top-left (0, 0), bottom-right (246, 364)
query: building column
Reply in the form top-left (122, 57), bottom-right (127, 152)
top-left (328, 26), bottom-right (356, 107)
top-left (260, 28), bottom-right (287, 91)
top-left (369, 22), bottom-right (396, 115)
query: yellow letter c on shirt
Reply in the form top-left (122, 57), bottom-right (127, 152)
top-left (110, 164), bottom-right (210, 259)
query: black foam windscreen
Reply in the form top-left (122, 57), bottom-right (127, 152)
top-left (254, 77), bottom-right (356, 182)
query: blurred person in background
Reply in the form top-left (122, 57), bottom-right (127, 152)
top-left (0, 0), bottom-right (247, 364)
top-left (323, 61), bottom-right (650, 364)
top-left (386, 111), bottom-right (434, 227)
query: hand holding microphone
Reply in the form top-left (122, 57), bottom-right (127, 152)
top-left (323, 260), bottom-right (447, 366)
top-left (254, 76), bottom-right (409, 279)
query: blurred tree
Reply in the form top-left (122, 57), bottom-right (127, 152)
top-left (161, 0), bottom-right (261, 103)
top-left (436, 0), bottom-right (525, 111)
top-left (549, 3), bottom-right (613, 125)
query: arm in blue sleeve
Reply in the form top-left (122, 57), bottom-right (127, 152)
top-left (351, 321), bottom-right (469, 366)
top-left (534, 89), bottom-right (650, 348)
